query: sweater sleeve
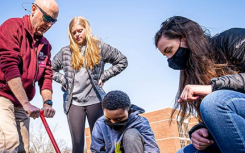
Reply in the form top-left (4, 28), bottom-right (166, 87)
top-left (0, 19), bottom-right (22, 81)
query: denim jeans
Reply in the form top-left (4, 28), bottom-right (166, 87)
top-left (177, 143), bottom-right (221, 153)
top-left (200, 90), bottom-right (245, 153)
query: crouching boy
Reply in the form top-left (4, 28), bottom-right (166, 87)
top-left (91, 90), bottom-right (160, 153)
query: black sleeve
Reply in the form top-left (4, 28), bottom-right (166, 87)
top-left (188, 122), bottom-right (207, 139)
top-left (210, 28), bottom-right (245, 93)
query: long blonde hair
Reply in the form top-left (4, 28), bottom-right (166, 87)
top-left (68, 17), bottom-right (101, 70)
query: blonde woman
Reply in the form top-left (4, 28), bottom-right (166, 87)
top-left (52, 16), bottom-right (128, 153)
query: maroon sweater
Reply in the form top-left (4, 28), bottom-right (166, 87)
top-left (0, 15), bottom-right (53, 106)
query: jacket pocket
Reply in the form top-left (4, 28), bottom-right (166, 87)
top-left (63, 89), bottom-right (68, 104)
top-left (94, 80), bottom-right (106, 100)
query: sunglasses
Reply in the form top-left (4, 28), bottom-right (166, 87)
top-left (33, 3), bottom-right (57, 25)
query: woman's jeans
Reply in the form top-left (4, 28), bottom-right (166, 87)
top-left (200, 90), bottom-right (245, 153)
top-left (179, 143), bottom-right (221, 153)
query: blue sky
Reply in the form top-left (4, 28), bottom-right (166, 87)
top-left (1, 0), bottom-right (245, 146)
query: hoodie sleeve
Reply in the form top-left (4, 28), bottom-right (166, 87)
top-left (90, 122), bottom-right (106, 153)
top-left (0, 19), bottom-right (22, 81)
top-left (137, 117), bottom-right (160, 153)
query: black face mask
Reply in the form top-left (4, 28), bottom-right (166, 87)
top-left (104, 118), bottom-right (129, 131)
top-left (167, 47), bottom-right (190, 70)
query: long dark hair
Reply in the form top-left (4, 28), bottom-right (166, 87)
top-left (154, 16), bottom-right (237, 124)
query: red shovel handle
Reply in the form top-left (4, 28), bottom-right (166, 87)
top-left (40, 111), bottom-right (61, 153)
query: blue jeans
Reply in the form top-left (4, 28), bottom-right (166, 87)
top-left (200, 90), bottom-right (245, 153)
top-left (179, 143), bottom-right (221, 153)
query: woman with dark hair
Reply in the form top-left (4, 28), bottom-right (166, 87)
top-left (52, 16), bottom-right (128, 153)
top-left (154, 16), bottom-right (245, 153)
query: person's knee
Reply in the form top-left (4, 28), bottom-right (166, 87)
top-left (201, 90), bottom-right (230, 114)
top-left (9, 130), bottom-right (19, 148)
top-left (201, 90), bottom-right (223, 106)
top-left (200, 90), bottom-right (239, 124)
top-left (123, 128), bottom-right (144, 153)
top-left (123, 128), bottom-right (142, 142)
top-left (202, 89), bottom-right (238, 107)
top-left (200, 91), bottom-right (223, 122)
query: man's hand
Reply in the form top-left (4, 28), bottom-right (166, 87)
top-left (40, 89), bottom-right (54, 117)
top-left (22, 103), bottom-right (40, 119)
top-left (41, 104), bottom-right (55, 118)
top-left (178, 85), bottom-right (212, 103)
top-left (191, 128), bottom-right (214, 150)
top-left (7, 77), bottom-right (40, 119)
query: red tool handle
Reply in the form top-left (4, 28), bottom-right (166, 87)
top-left (40, 111), bottom-right (61, 153)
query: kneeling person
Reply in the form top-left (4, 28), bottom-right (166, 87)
top-left (91, 90), bottom-right (160, 153)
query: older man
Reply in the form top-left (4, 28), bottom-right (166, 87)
top-left (0, 0), bottom-right (59, 152)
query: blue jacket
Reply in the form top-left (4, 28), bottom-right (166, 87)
top-left (90, 105), bottom-right (160, 153)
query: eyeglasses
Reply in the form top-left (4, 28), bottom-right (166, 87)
top-left (33, 3), bottom-right (57, 25)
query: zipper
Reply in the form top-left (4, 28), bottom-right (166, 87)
top-left (32, 43), bottom-right (44, 86)
top-left (68, 69), bottom-right (75, 109)
top-left (84, 46), bottom-right (103, 101)
top-left (32, 61), bottom-right (38, 86)
top-left (32, 44), bottom-right (38, 86)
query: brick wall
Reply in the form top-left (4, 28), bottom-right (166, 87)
top-left (85, 107), bottom-right (198, 153)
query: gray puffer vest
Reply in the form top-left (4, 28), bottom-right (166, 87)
top-left (52, 41), bottom-right (128, 114)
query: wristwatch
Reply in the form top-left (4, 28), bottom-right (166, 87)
top-left (44, 100), bottom-right (53, 106)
